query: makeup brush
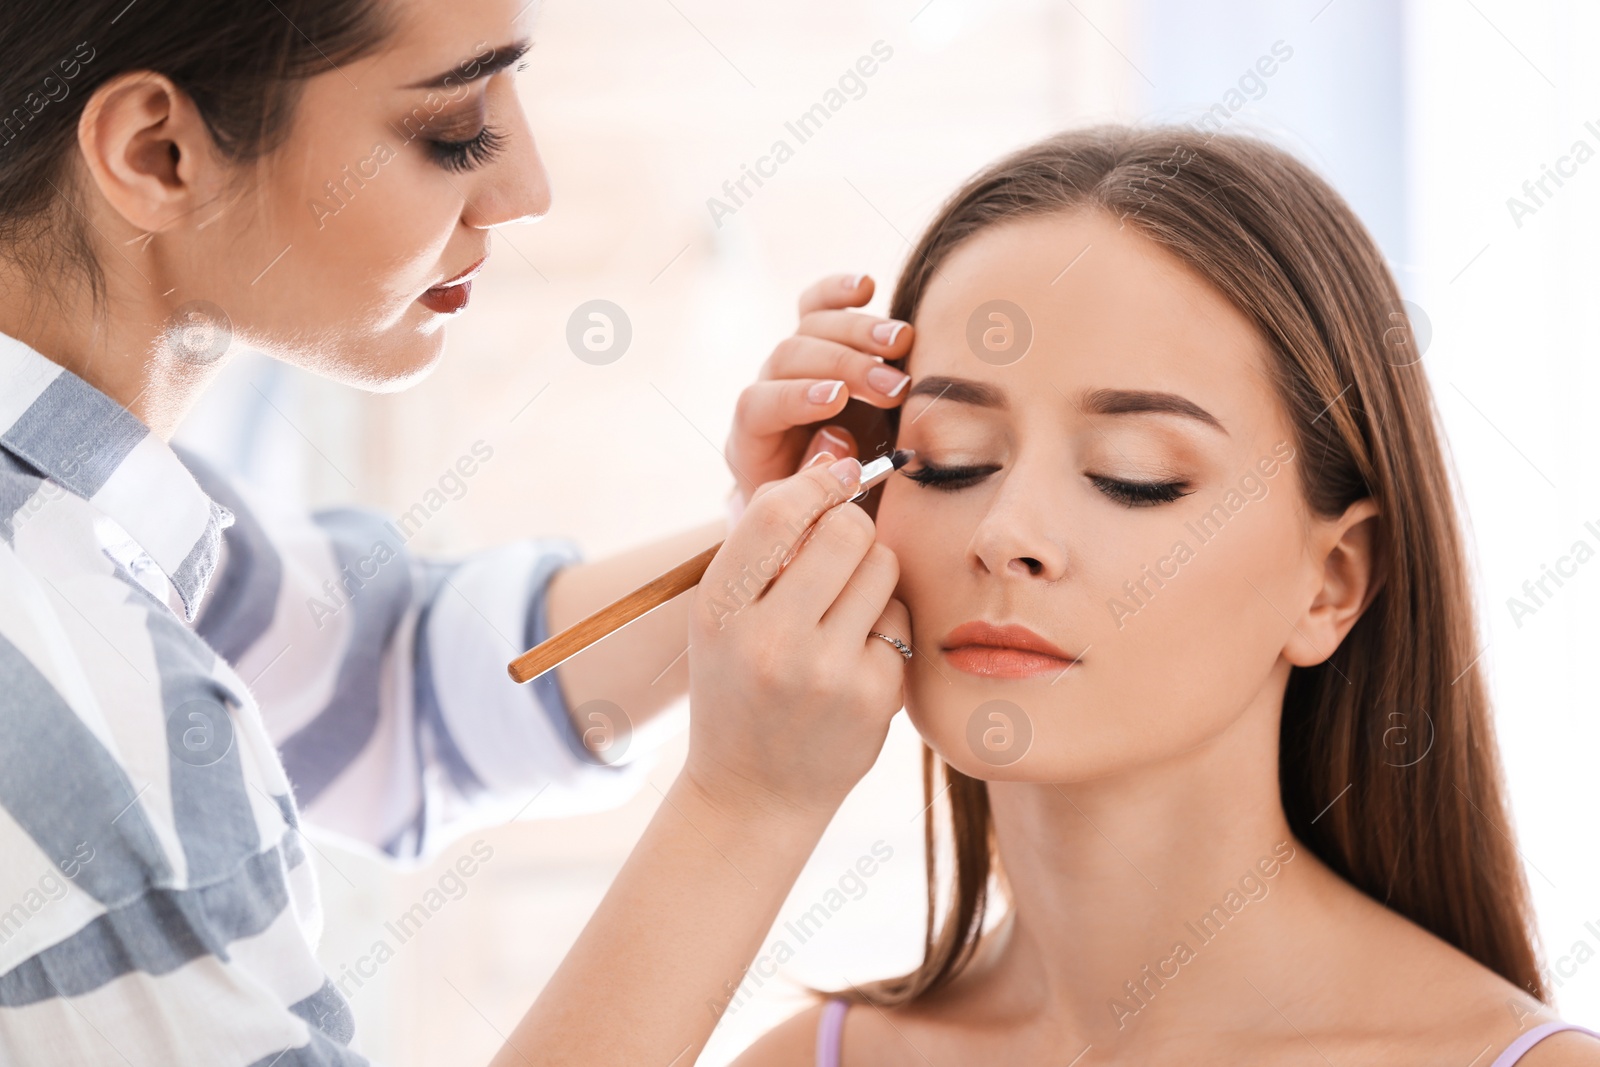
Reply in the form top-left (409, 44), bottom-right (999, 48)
top-left (507, 449), bottom-right (915, 684)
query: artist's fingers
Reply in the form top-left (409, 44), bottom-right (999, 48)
top-left (798, 273), bottom-right (876, 317)
top-left (744, 443), bottom-right (856, 512)
top-left (745, 448), bottom-right (832, 507)
top-left (821, 540), bottom-right (899, 638)
top-left (764, 498), bottom-right (877, 625)
top-left (802, 425), bottom-right (858, 466)
top-left (732, 379), bottom-right (851, 443)
top-left (761, 335), bottom-right (911, 408)
top-left (797, 309), bottom-right (913, 362)
top-left (709, 457), bottom-right (863, 609)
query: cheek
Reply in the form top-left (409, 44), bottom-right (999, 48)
top-left (304, 150), bottom-right (454, 317)
top-left (1078, 498), bottom-right (1301, 744)
top-left (874, 485), bottom-right (972, 620)
top-left (221, 146), bottom-right (461, 380)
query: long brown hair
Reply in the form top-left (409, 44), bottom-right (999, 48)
top-left (846, 124), bottom-right (1545, 1006)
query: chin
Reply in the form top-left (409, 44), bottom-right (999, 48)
top-left (366, 335), bottom-right (446, 393)
top-left (907, 680), bottom-right (1146, 786)
top-left (296, 326), bottom-right (447, 393)
top-left (907, 696), bottom-right (1051, 783)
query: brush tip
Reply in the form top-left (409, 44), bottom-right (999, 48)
top-left (889, 448), bottom-right (915, 469)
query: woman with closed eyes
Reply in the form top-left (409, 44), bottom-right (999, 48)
top-left (731, 126), bottom-right (1600, 1067)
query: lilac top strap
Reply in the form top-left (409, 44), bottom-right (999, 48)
top-left (1490, 1021), bottom-right (1600, 1067)
top-left (815, 998), bottom-right (849, 1067)
top-left (813, 1002), bottom-right (1594, 1065)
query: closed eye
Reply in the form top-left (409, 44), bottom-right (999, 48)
top-left (1089, 474), bottom-right (1191, 507)
top-left (899, 462), bottom-right (998, 491)
top-left (426, 125), bottom-right (508, 173)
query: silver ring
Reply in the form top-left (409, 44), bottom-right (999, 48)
top-left (868, 631), bottom-right (913, 660)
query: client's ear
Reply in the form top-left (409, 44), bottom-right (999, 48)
top-left (1283, 497), bottom-right (1384, 667)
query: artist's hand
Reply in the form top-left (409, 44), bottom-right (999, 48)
top-left (685, 454), bottom-right (909, 820)
top-left (724, 273), bottom-right (913, 519)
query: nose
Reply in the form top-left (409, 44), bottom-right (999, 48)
top-left (968, 461), bottom-right (1069, 582)
top-left (462, 95), bottom-right (551, 229)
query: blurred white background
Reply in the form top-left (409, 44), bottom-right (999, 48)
top-left (175, 0), bottom-right (1600, 1062)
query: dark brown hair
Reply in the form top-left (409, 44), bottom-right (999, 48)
top-left (0, 0), bottom-right (392, 305)
top-left (845, 124), bottom-right (1545, 1006)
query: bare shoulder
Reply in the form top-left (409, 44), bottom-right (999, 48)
top-left (1305, 871), bottom-right (1577, 1062)
top-left (1518, 1030), bottom-right (1600, 1066)
top-left (728, 1001), bottom-right (829, 1067)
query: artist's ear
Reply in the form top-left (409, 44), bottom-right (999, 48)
top-left (1283, 497), bottom-right (1383, 667)
top-left (76, 71), bottom-right (226, 236)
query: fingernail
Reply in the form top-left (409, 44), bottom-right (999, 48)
top-left (844, 274), bottom-right (868, 291)
top-left (800, 447), bottom-right (838, 470)
top-left (818, 426), bottom-right (850, 452)
top-left (808, 379), bottom-right (845, 404)
top-left (867, 365), bottom-right (911, 397)
top-left (871, 321), bottom-right (907, 345)
top-left (828, 456), bottom-right (861, 487)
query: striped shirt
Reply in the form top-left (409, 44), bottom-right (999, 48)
top-left (0, 331), bottom-right (650, 1065)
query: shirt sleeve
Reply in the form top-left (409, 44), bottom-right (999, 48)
top-left (176, 448), bottom-right (654, 863)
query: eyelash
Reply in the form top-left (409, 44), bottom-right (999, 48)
top-left (426, 124), bottom-right (508, 173)
top-left (900, 463), bottom-right (996, 492)
top-left (1090, 475), bottom-right (1192, 507)
top-left (900, 463), bottom-right (1192, 508)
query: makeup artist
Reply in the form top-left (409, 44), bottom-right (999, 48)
top-left (0, 1), bottom-right (914, 1064)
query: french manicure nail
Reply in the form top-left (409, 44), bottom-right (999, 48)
top-left (828, 456), bottom-right (861, 487)
top-left (871, 321), bottom-right (907, 345)
top-left (867, 365), bottom-right (911, 397)
top-left (844, 273), bottom-right (867, 291)
top-left (819, 426), bottom-right (851, 452)
top-left (805, 450), bottom-right (837, 469)
top-left (808, 379), bottom-right (845, 404)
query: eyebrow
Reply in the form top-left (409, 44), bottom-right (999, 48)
top-left (904, 376), bottom-right (1003, 408)
top-left (405, 40), bottom-right (531, 90)
top-left (905, 375), bottom-right (1228, 435)
top-left (1082, 387), bottom-right (1228, 434)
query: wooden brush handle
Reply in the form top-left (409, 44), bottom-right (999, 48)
top-left (507, 541), bottom-right (723, 684)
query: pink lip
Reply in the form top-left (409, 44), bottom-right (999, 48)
top-left (942, 621), bottom-right (1080, 679)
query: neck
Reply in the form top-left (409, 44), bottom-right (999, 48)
top-left (971, 661), bottom-right (1344, 1044)
top-left (0, 241), bottom-right (222, 440)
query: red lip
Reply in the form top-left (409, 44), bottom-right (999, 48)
top-left (418, 255), bottom-right (487, 315)
top-left (942, 621), bottom-right (1080, 679)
